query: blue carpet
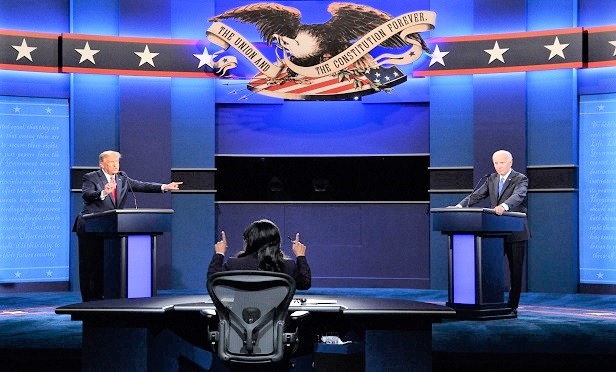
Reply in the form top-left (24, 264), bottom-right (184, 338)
top-left (1, 288), bottom-right (615, 370)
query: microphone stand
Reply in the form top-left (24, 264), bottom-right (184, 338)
top-left (465, 173), bottom-right (491, 207)
top-left (118, 171), bottom-right (138, 209)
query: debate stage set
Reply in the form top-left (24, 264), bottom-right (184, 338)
top-left (3, 0), bottom-right (616, 371)
top-left (1, 289), bottom-right (615, 371)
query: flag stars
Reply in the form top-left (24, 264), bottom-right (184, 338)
top-left (135, 45), bottom-right (159, 67)
top-left (75, 42), bottom-right (100, 64)
top-left (46, 270), bottom-right (53, 277)
top-left (14, 106), bottom-right (21, 113)
top-left (45, 107), bottom-right (52, 114)
top-left (12, 38), bottom-right (37, 62)
top-left (484, 41), bottom-right (509, 64)
top-left (545, 36), bottom-right (569, 60)
top-left (14, 271), bottom-right (22, 278)
top-left (193, 46), bottom-right (213, 69)
top-left (429, 45), bottom-right (449, 67)
top-left (598, 104), bottom-right (605, 111)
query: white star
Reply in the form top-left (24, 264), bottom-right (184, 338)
top-left (14, 106), bottom-right (21, 113)
top-left (75, 42), bottom-right (100, 64)
top-left (610, 41), bottom-right (616, 56)
top-left (484, 41), bottom-right (509, 64)
top-left (598, 104), bottom-right (605, 111)
top-left (12, 38), bottom-right (37, 62)
top-left (134, 45), bottom-right (159, 67)
top-left (14, 271), bottom-right (21, 278)
top-left (429, 45), bottom-right (449, 67)
top-left (45, 107), bottom-right (52, 114)
top-left (597, 272), bottom-right (604, 279)
top-left (46, 270), bottom-right (53, 277)
top-left (544, 36), bottom-right (569, 60)
top-left (193, 47), bottom-right (213, 69)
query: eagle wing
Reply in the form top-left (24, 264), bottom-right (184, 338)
top-left (209, 3), bottom-right (302, 46)
top-left (324, 2), bottom-right (429, 51)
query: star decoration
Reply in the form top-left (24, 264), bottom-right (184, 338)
top-left (75, 42), bottom-right (100, 64)
top-left (484, 41), bottom-right (509, 64)
top-left (135, 45), bottom-right (159, 67)
top-left (610, 40), bottom-right (616, 56)
top-left (193, 47), bottom-right (213, 69)
top-left (598, 104), bottom-right (605, 111)
top-left (544, 36), bottom-right (569, 60)
top-left (597, 272), bottom-right (604, 279)
top-left (429, 45), bottom-right (449, 67)
top-left (12, 38), bottom-right (37, 62)
top-left (46, 270), bottom-right (53, 277)
top-left (14, 106), bottom-right (21, 113)
top-left (45, 107), bottom-right (52, 114)
top-left (14, 271), bottom-right (21, 278)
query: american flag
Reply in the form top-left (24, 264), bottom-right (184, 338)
top-left (246, 65), bottom-right (406, 101)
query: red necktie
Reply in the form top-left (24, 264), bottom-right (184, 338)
top-left (111, 176), bottom-right (117, 202)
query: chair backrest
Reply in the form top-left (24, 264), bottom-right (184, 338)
top-left (206, 270), bottom-right (296, 364)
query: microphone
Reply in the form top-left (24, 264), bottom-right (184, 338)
top-left (117, 171), bottom-right (138, 209)
top-left (465, 173), bottom-right (491, 207)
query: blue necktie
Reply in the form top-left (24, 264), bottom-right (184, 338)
top-left (498, 177), bottom-right (505, 196)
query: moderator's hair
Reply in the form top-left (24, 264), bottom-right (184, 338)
top-left (237, 219), bottom-right (285, 272)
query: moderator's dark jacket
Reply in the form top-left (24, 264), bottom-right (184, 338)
top-left (207, 252), bottom-right (312, 290)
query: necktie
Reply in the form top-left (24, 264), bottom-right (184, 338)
top-left (498, 177), bottom-right (505, 195)
top-left (111, 176), bottom-right (117, 202)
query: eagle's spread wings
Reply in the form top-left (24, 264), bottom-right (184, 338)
top-left (209, 2), bottom-right (430, 61)
top-left (325, 3), bottom-right (429, 51)
top-left (209, 3), bottom-right (302, 46)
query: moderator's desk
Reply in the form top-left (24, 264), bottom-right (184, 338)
top-left (56, 294), bottom-right (455, 371)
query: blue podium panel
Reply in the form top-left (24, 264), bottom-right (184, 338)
top-left (451, 234), bottom-right (476, 304)
top-left (127, 235), bottom-right (153, 298)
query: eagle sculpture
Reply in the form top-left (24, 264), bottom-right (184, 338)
top-left (209, 2), bottom-right (430, 68)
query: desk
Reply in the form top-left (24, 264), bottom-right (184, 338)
top-left (56, 294), bottom-right (454, 371)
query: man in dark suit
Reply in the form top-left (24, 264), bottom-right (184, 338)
top-left (73, 150), bottom-right (182, 301)
top-left (456, 150), bottom-right (529, 314)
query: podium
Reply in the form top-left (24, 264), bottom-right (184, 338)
top-left (431, 208), bottom-right (525, 319)
top-left (82, 209), bottom-right (173, 299)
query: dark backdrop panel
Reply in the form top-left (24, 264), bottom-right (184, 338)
top-left (215, 155), bottom-right (429, 202)
top-left (216, 203), bottom-right (430, 288)
top-left (216, 102), bottom-right (429, 155)
top-left (119, 77), bottom-right (173, 288)
top-left (473, 73), bottom-right (527, 175)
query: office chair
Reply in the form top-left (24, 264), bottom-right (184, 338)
top-left (205, 270), bottom-right (303, 368)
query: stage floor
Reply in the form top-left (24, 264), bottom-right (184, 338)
top-left (1, 288), bottom-right (615, 371)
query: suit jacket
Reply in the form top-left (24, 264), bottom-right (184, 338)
top-left (73, 170), bottom-right (164, 233)
top-left (207, 252), bottom-right (312, 290)
top-left (459, 169), bottom-right (529, 242)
